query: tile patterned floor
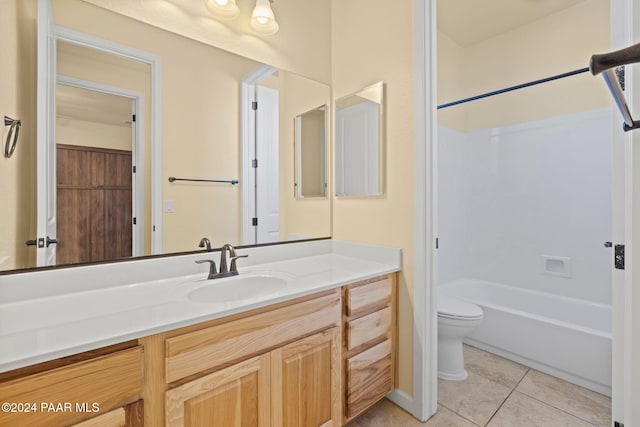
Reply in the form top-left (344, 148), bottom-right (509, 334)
top-left (348, 344), bottom-right (612, 427)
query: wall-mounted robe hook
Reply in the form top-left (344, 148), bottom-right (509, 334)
top-left (3, 116), bottom-right (21, 158)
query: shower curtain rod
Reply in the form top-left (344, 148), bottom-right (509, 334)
top-left (590, 42), bottom-right (640, 132)
top-left (437, 67), bottom-right (590, 110)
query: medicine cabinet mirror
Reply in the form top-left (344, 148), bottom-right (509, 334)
top-left (335, 81), bottom-right (385, 197)
top-left (294, 105), bottom-right (327, 198)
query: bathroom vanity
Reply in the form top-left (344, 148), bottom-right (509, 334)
top-left (0, 240), bottom-right (400, 426)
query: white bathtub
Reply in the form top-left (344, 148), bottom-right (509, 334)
top-left (439, 278), bottom-right (612, 396)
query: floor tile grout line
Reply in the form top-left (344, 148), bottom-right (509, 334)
top-left (437, 400), bottom-right (481, 426)
top-left (515, 368), bottom-right (610, 427)
top-left (481, 367), bottom-right (531, 426)
top-left (514, 388), bottom-right (604, 427)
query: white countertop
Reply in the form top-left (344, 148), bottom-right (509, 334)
top-left (0, 240), bottom-right (401, 372)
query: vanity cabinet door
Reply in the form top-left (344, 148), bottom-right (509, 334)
top-left (165, 354), bottom-right (271, 427)
top-left (271, 328), bottom-right (340, 427)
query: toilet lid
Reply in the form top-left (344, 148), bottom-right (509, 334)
top-left (437, 294), bottom-right (483, 320)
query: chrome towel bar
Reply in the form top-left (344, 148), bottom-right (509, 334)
top-left (168, 176), bottom-right (239, 185)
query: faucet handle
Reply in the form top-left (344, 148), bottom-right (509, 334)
top-left (230, 255), bottom-right (248, 273)
top-left (195, 259), bottom-right (217, 279)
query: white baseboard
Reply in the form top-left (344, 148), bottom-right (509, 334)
top-left (386, 389), bottom-right (414, 415)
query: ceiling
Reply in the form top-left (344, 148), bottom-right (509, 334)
top-left (56, 84), bottom-right (133, 127)
top-left (437, 0), bottom-right (587, 47)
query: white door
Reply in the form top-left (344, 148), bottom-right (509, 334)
top-left (335, 101), bottom-right (380, 196)
top-left (611, 0), bottom-right (640, 425)
top-left (255, 86), bottom-right (280, 243)
top-left (36, 0), bottom-right (57, 266)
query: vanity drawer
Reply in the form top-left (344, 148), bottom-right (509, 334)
top-left (0, 347), bottom-right (143, 427)
top-left (165, 290), bottom-right (341, 383)
top-left (346, 339), bottom-right (393, 418)
top-left (347, 306), bottom-right (392, 351)
top-left (346, 276), bottom-right (392, 316)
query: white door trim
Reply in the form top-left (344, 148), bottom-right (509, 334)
top-left (36, 0), bottom-right (57, 266)
top-left (621, 0), bottom-right (640, 424)
top-left (240, 64), bottom-right (277, 245)
top-left (396, 0), bottom-right (438, 421)
top-left (52, 24), bottom-right (163, 254)
top-left (610, 0), bottom-right (640, 425)
top-left (56, 75), bottom-right (146, 256)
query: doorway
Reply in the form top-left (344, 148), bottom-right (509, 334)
top-left (55, 76), bottom-right (145, 260)
top-left (241, 65), bottom-right (281, 245)
top-left (414, 0), bottom-right (640, 425)
top-left (55, 82), bottom-right (138, 263)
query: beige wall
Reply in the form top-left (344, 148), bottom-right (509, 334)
top-left (438, 0), bottom-right (611, 131)
top-left (279, 71), bottom-right (331, 241)
top-left (0, 0), bottom-right (37, 270)
top-left (331, 0), bottom-right (415, 395)
top-left (56, 118), bottom-right (132, 151)
top-left (81, 0), bottom-right (332, 85)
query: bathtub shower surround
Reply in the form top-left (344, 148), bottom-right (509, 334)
top-left (438, 107), bottom-right (613, 395)
top-left (438, 108), bottom-right (612, 303)
top-left (439, 279), bottom-right (611, 396)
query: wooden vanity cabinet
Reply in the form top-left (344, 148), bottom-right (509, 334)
top-left (160, 289), bottom-right (342, 427)
top-left (343, 275), bottom-right (397, 422)
top-left (0, 273), bottom-right (398, 427)
top-left (0, 343), bottom-right (144, 427)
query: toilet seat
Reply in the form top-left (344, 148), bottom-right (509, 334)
top-left (437, 294), bottom-right (483, 320)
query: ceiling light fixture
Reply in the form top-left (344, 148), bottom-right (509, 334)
top-left (249, 0), bottom-right (279, 35)
top-left (205, 0), bottom-right (240, 19)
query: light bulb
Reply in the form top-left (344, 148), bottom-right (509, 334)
top-left (205, 0), bottom-right (239, 19)
top-left (250, 0), bottom-right (279, 35)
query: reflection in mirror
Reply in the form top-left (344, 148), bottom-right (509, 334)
top-left (335, 81), bottom-right (384, 197)
top-left (56, 82), bottom-right (137, 265)
top-left (2, 1), bottom-right (331, 273)
top-left (294, 105), bottom-right (327, 198)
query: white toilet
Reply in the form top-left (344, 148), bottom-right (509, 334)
top-left (437, 294), bottom-right (484, 380)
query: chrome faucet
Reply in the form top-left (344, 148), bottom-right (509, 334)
top-left (219, 243), bottom-right (248, 276)
top-left (195, 259), bottom-right (218, 279)
top-left (198, 237), bottom-right (212, 251)
top-left (195, 243), bottom-right (248, 280)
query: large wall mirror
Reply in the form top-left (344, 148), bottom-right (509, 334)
top-left (335, 81), bottom-right (385, 197)
top-left (2, 0), bottom-right (331, 273)
top-left (294, 105), bottom-right (327, 198)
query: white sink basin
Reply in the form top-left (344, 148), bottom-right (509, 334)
top-left (188, 275), bottom-right (288, 303)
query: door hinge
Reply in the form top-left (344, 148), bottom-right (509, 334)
top-left (615, 244), bottom-right (625, 270)
top-left (614, 422), bottom-right (624, 427)
top-left (252, 217), bottom-right (258, 226)
top-left (132, 114), bottom-right (136, 122)
top-left (133, 217), bottom-right (137, 225)
top-left (252, 159), bottom-right (258, 168)
top-left (132, 165), bottom-right (136, 173)
top-left (435, 238), bottom-right (439, 249)
top-left (153, 225), bottom-right (156, 232)
top-left (252, 101), bottom-right (258, 110)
